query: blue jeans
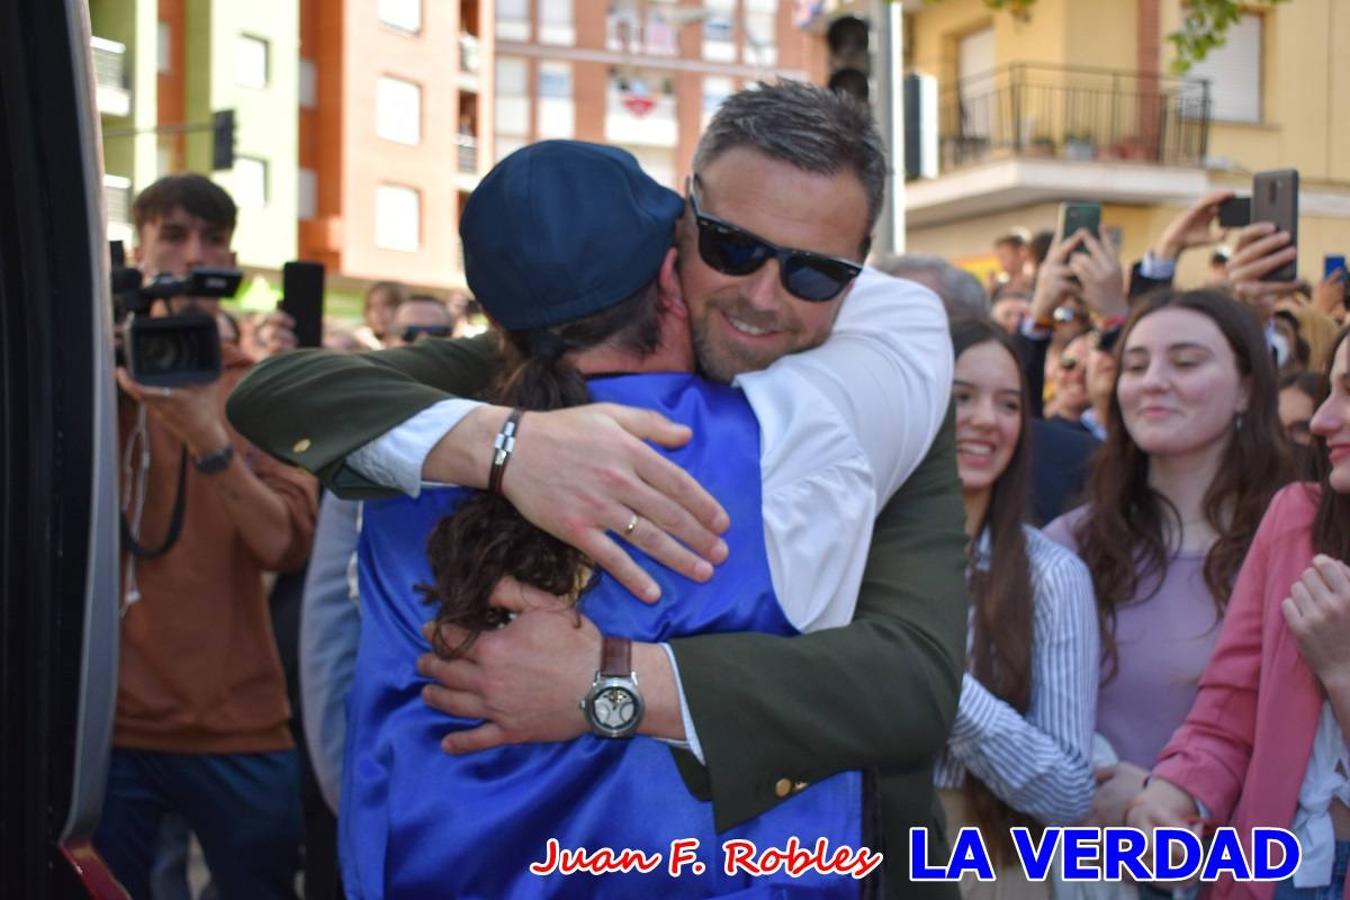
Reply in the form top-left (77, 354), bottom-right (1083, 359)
top-left (94, 748), bottom-right (301, 900)
top-left (1273, 840), bottom-right (1350, 899)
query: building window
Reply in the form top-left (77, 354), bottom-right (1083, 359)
top-left (702, 0), bottom-right (736, 62)
top-left (298, 168), bottom-right (316, 220)
top-left (375, 184), bottom-right (420, 252)
top-left (607, 0), bottom-right (640, 53)
top-left (495, 134), bottom-right (527, 164)
top-left (702, 76), bottom-right (733, 130)
top-left (157, 21), bottom-right (171, 74)
top-left (494, 56), bottom-right (531, 137)
top-left (1186, 14), bottom-right (1262, 123)
top-left (377, 0), bottom-right (421, 34)
top-left (540, 0), bottom-right (575, 46)
top-left (496, 0), bottom-right (530, 42)
top-left (236, 34), bottom-right (269, 89)
top-left (645, 5), bottom-right (678, 56)
top-left (743, 0), bottom-right (777, 67)
top-left (376, 75), bottom-right (422, 145)
top-left (236, 157), bottom-right (268, 208)
top-left (957, 27), bottom-right (995, 139)
top-left (537, 61), bottom-right (574, 138)
top-left (605, 69), bottom-right (678, 148)
top-left (623, 146), bottom-right (676, 189)
top-left (299, 59), bottom-right (316, 109)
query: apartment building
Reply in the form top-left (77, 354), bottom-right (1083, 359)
top-left (899, 0), bottom-right (1350, 285)
top-left (491, 0), bottom-right (827, 192)
top-left (296, 0), bottom-right (492, 291)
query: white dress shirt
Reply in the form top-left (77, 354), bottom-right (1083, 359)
top-left (348, 266), bottom-right (953, 760)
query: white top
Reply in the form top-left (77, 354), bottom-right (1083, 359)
top-left (933, 526), bottom-right (1099, 825)
top-left (1291, 701), bottom-right (1350, 888)
top-left (348, 266), bottom-right (953, 760)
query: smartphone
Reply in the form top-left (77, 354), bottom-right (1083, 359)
top-left (1252, 169), bottom-right (1299, 282)
top-left (1217, 196), bottom-right (1251, 228)
top-left (1057, 201), bottom-right (1101, 254)
top-left (280, 260), bottom-right (325, 349)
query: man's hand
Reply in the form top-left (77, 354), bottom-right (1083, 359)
top-left (418, 578), bottom-right (598, 753)
top-left (418, 576), bottom-right (686, 753)
top-left (1282, 555), bottom-right (1350, 689)
top-left (1151, 190), bottom-right (1234, 262)
top-left (1226, 222), bottom-right (1307, 320)
top-left (1068, 231), bottom-right (1129, 319)
top-left (431, 403), bottom-right (731, 603)
top-left (1088, 760), bottom-right (1150, 827)
top-left (1029, 230), bottom-right (1086, 324)
top-left (116, 368), bottom-right (230, 454)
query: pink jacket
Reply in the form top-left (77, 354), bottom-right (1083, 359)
top-left (1152, 483), bottom-right (1347, 899)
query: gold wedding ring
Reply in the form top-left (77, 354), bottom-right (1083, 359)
top-left (623, 513), bottom-right (639, 537)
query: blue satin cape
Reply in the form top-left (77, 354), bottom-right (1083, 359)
top-left (341, 373), bottom-right (866, 898)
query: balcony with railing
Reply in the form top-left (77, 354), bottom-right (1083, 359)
top-left (91, 36), bottom-right (131, 118)
top-left (907, 63), bottom-right (1215, 226)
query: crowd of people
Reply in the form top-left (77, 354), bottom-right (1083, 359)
top-left (101, 78), bottom-right (1347, 900)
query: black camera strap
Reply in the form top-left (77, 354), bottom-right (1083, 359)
top-left (120, 447), bottom-right (189, 560)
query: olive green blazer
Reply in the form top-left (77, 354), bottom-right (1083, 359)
top-left (226, 338), bottom-right (968, 897)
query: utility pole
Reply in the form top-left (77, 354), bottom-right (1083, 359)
top-left (870, 0), bottom-right (905, 257)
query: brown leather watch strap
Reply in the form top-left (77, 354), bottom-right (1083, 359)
top-left (600, 635), bottom-right (632, 677)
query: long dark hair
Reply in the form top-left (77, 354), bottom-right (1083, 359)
top-left (418, 282), bottom-right (664, 657)
top-left (1073, 290), bottom-right (1290, 677)
top-left (950, 316), bottom-right (1037, 864)
top-left (1312, 328), bottom-right (1350, 556)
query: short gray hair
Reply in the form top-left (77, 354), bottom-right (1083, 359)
top-left (872, 253), bottom-right (989, 319)
top-left (692, 80), bottom-right (887, 237)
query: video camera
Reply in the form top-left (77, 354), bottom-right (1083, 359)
top-left (110, 240), bottom-right (241, 387)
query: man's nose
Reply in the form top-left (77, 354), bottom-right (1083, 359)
top-left (183, 232), bottom-right (205, 269)
top-left (741, 259), bottom-right (783, 311)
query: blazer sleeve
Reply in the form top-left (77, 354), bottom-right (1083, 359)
top-left (1150, 489), bottom-right (1287, 822)
top-left (668, 406), bottom-right (968, 830)
top-left (226, 334), bottom-right (501, 498)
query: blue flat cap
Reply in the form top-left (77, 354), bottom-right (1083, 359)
top-left (460, 140), bottom-right (685, 332)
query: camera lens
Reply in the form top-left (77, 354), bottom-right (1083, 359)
top-left (137, 332), bottom-right (184, 374)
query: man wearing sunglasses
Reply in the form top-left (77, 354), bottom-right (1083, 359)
top-left (389, 294), bottom-right (456, 347)
top-left (229, 82), bottom-right (966, 895)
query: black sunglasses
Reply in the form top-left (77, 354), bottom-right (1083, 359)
top-left (686, 177), bottom-right (864, 303)
top-left (401, 324), bottom-right (452, 343)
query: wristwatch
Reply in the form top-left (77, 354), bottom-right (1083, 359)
top-left (580, 636), bottom-right (643, 738)
top-left (192, 444), bottom-right (234, 475)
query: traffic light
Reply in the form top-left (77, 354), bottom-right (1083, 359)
top-left (826, 16), bottom-right (870, 103)
top-left (211, 109), bottom-right (236, 171)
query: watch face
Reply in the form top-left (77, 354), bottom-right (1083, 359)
top-left (593, 686), bottom-right (637, 729)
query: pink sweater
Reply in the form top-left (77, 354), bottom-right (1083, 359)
top-left (1152, 483), bottom-right (1348, 899)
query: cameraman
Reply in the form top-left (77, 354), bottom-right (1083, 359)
top-left (96, 173), bottom-right (317, 899)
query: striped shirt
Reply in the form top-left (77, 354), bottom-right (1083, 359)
top-left (933, 525), bottom-right (1100, 825)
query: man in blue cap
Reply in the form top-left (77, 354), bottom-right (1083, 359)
top-left (230, 81), bottom-right (964, 896)
top-left (339, 136), bottom-right (915, 896)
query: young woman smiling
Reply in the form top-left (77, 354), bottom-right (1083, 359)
top-left (1043, 290), bottom-right (1291, 842)
top-left (1126, 327), bottom-right (1350, 900)
top-left (934, 318), bottom-right (1099, 898)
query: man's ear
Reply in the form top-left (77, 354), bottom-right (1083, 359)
top-left (657, 246), bottom-right (687, 320)
top-left (132, 243), bottom-right (145, 266)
